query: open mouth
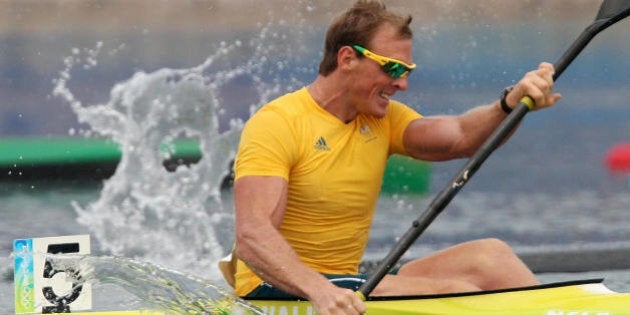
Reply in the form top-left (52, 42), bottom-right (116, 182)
top-left (379, 92), bottom-right (391, 100)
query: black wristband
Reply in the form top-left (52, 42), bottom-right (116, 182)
top-left (500, 85), bottom-right (515, 114)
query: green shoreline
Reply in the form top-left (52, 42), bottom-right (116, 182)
top-left (0, 137), bottom-right (430, 193)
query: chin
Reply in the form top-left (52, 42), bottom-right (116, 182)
top-left (371, 108), bottom-right (387, 118)
top-left (376, 101), bottom-right (389, 116)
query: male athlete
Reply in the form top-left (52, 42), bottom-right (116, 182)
top-left (231, 1), bottom-right (560, 314)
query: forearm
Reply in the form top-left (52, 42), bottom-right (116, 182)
top-left (455, 61), bottom-right (562, 155)
top-left (405, 63), bottom-right (559, 161)
top-left (235, 219), bottom-right (331, 299)
top-left (233, 175), bottom-right (327, 298)
top-left (453, 100), bottom-right (514, 156)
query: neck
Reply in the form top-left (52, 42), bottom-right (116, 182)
top-left (307, 75), bottom-right (357, 123)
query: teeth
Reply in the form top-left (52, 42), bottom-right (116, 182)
top-left (380, 92), bottom-right (390, 99)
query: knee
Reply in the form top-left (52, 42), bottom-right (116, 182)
top-left (473, 238), bottom-right (513, 253)
top-left (467, 238), bottom-right (517, 267)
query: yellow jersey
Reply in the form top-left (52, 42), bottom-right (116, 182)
top-left (233, 87), bottom-right (422, 295)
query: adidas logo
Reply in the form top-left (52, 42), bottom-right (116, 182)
top-left (314, 136), bottom-right (331, 151)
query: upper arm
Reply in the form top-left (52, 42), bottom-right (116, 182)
top-left (403, 116), bottom-right (467, 161)
top-left (403, 102), bottom-right (513, 161)
top-left (234, 107), bottom-right (295, 231)
top-left (234, 176), bottom-right (288, 244)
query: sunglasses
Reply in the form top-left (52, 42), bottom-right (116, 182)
top-left (351, 45), bottom-right (416, 79)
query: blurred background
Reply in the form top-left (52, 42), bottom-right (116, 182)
top-left (2, 0), bottom-right (626, 137)
top-left (3, 0), bottom-right (629, 190)
top-left (1, 0), bottom-right (630, 312)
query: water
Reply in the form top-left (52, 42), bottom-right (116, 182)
top-left (2, 0), bottom-right (630, 313)
top-left (2, 187), bottom-right (630, 312)
top-left (52, 42), bottom-right (245, 278)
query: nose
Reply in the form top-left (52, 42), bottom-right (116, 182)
top-left (392, 77), bottom-right (409, 91)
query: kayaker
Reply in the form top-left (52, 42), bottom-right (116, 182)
top-left (231, 1), bottom-right (561, 314)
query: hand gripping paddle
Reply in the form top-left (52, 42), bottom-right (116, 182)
top-left (357, 0), bottom-right (630, 299)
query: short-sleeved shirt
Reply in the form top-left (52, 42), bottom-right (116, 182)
top-left (233, 87), bottom-right (422, 296)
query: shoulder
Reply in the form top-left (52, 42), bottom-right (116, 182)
top-left (355, 100), bottom-right (422, 132)
top-left (387, 100), bottom-right (422, 118)
top-left (256, 88), bottom-right (312, 120)
top-left (241, 89), bottom-right (315, 142)
top-left (244, 88), bottom-right (318, 137)
top-left (379, 100), bottom-right (422, 131)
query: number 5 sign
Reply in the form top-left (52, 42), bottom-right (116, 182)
top-left (13, 235), bottom-right (92, 314)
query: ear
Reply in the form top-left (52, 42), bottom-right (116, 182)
top-left (337, 46), bottom-right (358, 71)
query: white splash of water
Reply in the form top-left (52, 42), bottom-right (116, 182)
top-left (78, 255), bottom-right (264, 314)
top-left (51, 13), bottom-right (314, 280)
top-left (53, 44), bottom-right (237, 279)
top-left (41, 253), bottom-right (264, 314)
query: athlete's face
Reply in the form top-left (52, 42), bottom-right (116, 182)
top-left (349, 25), bottom-right (414, 118)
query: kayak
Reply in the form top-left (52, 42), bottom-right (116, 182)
top-left (247, 279), bottom-right (630, 314)
top-left (12, 236), bottom-right (630, 315)
top-left (21, 279), bottom-right (630, 315)
top-left (10, 235), bottom-right (630, 314)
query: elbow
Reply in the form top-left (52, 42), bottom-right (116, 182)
top-left (234, 228), bottom-right (253, 259)
top-left (459, 146), bottom-right (477, 158)
top-left (234, 244), bottom-right (247, 262)
top-left (451, 137), bottom-right (478, 159)
top-left (417, 141), bottom-right (474, 161)
top-left (234, 221), bottom-right (265, 261)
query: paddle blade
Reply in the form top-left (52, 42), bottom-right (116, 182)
top-left (596, 0), bottom-right (630, 21)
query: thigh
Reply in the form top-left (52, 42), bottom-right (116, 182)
top-left (372, 274), bottom-right (480, 296)
top-left (397, 238), bottom-right (510, 278)
top-left (245, 274), bottom-right (369, 299)
top-left (393, 238), bottom-right (536, 290)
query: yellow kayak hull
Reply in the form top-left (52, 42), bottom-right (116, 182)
top-left (249, 279), bottom-right (630, 315)
top-left (18, 280), bottom-right (630, 315)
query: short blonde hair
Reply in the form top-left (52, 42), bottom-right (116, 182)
top-left (318, 0), bottom-right (413, 76)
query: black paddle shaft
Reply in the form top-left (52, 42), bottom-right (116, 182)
top-left (358, 1), bottom-right (630, 298)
